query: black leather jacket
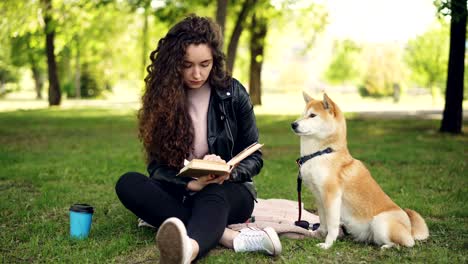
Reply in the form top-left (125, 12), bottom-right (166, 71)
top-left (147, 78), bottom-right (262, 200)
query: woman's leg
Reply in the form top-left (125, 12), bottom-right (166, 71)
top-left (115, 172), bottom-right (191, 227)
top-left (116, 172), bottom-right (201, 262)
top-left (186, 182), bottom-right (254, 257)
top-left (219, 228), bottom-right (239, 248)
top-left (116, 174), bottom-right (280, 260)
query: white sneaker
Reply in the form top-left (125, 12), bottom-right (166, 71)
top-left (156, 217), bottom-right (193, 264)
top-left (233, 227), bottom-right (282, 256)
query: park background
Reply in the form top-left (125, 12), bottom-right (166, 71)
top-left (1, 0), bottom-right (467, 263)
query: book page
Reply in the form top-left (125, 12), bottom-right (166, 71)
top-left (178, 159), bottom-right (230, 177)
top-left (227, 142), bottom-right (263, 166)
top-left (178, 167), bottom-right (229, 178)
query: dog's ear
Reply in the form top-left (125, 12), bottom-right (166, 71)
top-left (302, 91), bottom-right (313, 103)
top-left (323, 93), bottom-right (337, 116)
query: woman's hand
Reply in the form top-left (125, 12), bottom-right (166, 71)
top-left (202, 154), bottom-right (230, 184)
top-left (185, 154), bottom-right (230, 192)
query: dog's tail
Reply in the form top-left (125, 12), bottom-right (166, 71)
top-left (404, 208), bottom-right (429, 240)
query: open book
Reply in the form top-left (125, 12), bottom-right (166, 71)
top-left (177, 142), bottom-right (263, 178)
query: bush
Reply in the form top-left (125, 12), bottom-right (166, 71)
top-left (359, 72), bottom-right (394, 98)
top-left (80, 70), bottom-right (101, 98)
top-left (0, 63), bottom-right (19, 97)
top-left (62, 65), bottom-right (107, 98)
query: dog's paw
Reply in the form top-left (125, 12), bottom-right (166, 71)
top-left (317, 242), bottom-right (332, 250)
top-left (380, 244), bottom-right (398, 250)
top-left (380, 244), bottom-right (392, 250)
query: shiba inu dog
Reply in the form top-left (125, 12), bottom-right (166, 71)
top-left (291, 92), bottom-right (429, 249)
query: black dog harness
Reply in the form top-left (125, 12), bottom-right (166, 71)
top-left (295, 147), bottom-right (333, 230)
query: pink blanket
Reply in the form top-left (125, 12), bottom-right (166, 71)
top-left (228, 198), bottom-right (322, 239)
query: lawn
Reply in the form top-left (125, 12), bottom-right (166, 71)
top-left (0, 108), bottom-right (466, 263)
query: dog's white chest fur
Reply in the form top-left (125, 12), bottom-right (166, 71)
top-left (300, 157), bottom-right (331, 195)
top-left (300, 158), bottom-right (330, 187)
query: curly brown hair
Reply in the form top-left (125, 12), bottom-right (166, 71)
top-left (139, 15), bottom-right (230, 169)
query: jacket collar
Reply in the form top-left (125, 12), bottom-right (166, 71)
top-left (213, 83), bottom-right (233, 100)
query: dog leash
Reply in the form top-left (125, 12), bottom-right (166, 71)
top-left (294, 147), bottom-right (333, 230)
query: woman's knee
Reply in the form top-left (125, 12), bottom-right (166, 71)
top-left (115, 172), bottom-right (146, 200)
top-left (195, 184), bottom-right (228, 203)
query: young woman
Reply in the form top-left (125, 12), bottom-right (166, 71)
top-left (115, 15), bottom-right (282, 264)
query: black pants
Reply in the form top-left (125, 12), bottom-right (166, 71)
top-left (115, 172), bottom-right (254, 257)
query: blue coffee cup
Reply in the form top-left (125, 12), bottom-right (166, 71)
top-left (69, 204), bottom-right (94, 239)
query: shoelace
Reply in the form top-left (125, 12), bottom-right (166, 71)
top-left (241, 230), bottom-right (270, 251)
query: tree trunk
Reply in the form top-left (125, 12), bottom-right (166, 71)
top-left (226, 0), bottom-right (256, 73)
top-left (249, 14), bottom-right (267, 106)
top-left (430, 84), bottom-right (437, 106)
top-left (75, 37), bottom-right (81, 99)
top-left (42, 0), bottom-right (61, 106)
top-left (142, 8), bottom-right (149, 80)
top-left (440, 0), bottom-right (466, 134)
top-left (26, 36), bottom-right (43, 99)
top-left (31, 66), bottom-right (43, 99)
top-left (216, 0), bottom-right (228, 37)
top-left (0, 82), bottom-right (5, 95)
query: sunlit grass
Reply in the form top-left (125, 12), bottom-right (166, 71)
top-left (2, 86), bottom-right (465, 115)
top-left (0, 108), bottom-right (466, 263)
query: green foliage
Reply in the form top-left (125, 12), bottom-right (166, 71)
top-left (0, 1), bottom-right (41, 40)
top-left (1, 0), bottom-right (330, 99)
top-left (291, 2), bottom-right (328, 53)
top-left (258, 2), bottom-right (328, 93)
top-left (0, 0), bottom-right (46, 98)
top-left (359, 44), bottom-right (406, 98)
top-left (324, 39), bottom-right (362, 85)
top-left (433, 0), bottom-right (451, 17)
top-left (0, 46), bottom-right (20, 96)
top-left (434, 0), bottom-right (468, 22)
top-left (79, 66), bottom-right (107, 98)
top-left (10, 33), bottom-right (44, 67)
top-left (0, 61), bottom-right (19, 85)
top-left (58, 2), bottom-right (133, 95)
top-left (62, 64), bottom-right (109, 98)
top-left (0, 109), bottom-right (467, 263)
top-left (403, 20), bottom-right (449, 93)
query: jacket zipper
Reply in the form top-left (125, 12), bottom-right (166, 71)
top-left (221, 102), bottom-right (234, 158)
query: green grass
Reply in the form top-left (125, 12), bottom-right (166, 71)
top-left (0, 108), bottom-right (467, 263)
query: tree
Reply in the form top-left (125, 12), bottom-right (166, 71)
top-left (128, 0), bottom-right (212, 80)
top-left (216, 0), bottom-right (228, 37)
top-left (324, 39), bottom-right (362, 85)
top-left (0, 62), bottom-right (18, 95)
top-left (141, 1), bottom-right (151, 81)
top-left (404, 21), bottom-right (449, 103)
top-left (1, 1), bottom-right (46, 99)
top-left (247, 1), bottom-right (328, 104)
top-left (41, 0), bottom-right (61, 106)
top-left (11, 33), bottom-right (46, 99)
top-left (58, 1), bottom-right (138, 98)
top-left (437, 0), bottom-right (467, 134)
top-left (126, 0), bottom-right (152, 80)
top-left (226, 0), bottom-right (256, 73)
top-left (248, 12), bottom-right (267, 105)
top-left (360, 44), bottom-right (406, 97)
